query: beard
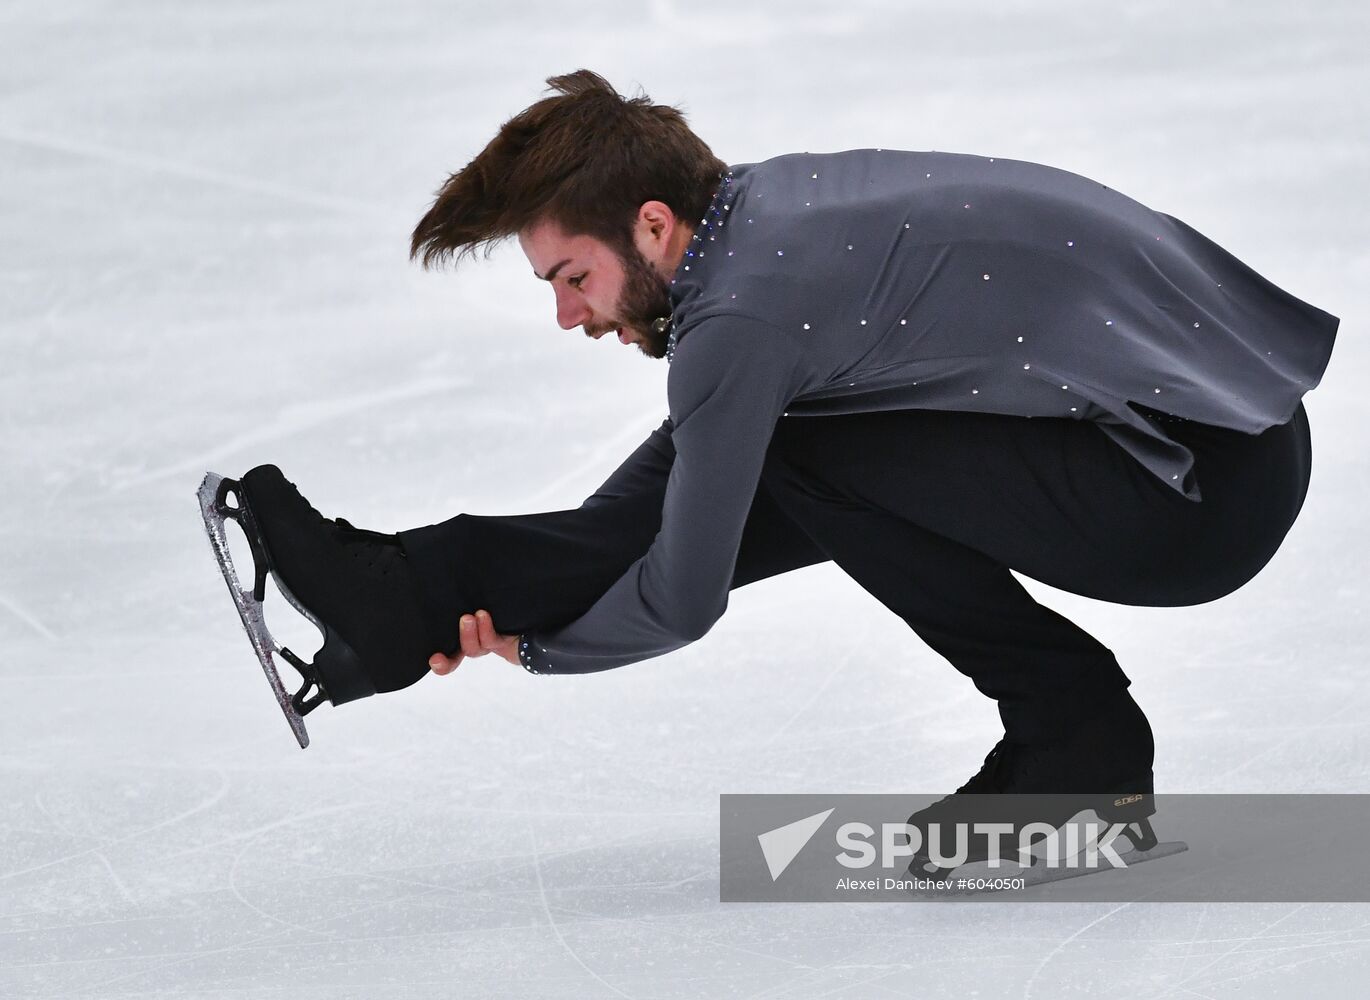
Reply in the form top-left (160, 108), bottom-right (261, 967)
top-left (612, 243), bottom-right (676, 359)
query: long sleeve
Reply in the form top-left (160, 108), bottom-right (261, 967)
top-left (518, 317), bottom-right (809, 674)
top-left (581, 417), bottom-right (675, 509)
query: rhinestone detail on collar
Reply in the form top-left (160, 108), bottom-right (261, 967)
top-left (667, 170), bottom-right (736, 363)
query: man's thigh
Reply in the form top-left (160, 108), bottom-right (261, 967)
top-left (763, 407), bottom-right (1308, 606)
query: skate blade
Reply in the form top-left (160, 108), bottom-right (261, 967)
top-left (1015, 839), bottom-right (1188, 890)
top-left (198, 471), bottom-right (311, 749)
top-left (909, 840), bottom-right (1189, 896)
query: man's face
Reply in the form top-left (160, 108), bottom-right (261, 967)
top-left (519, 219), bottom-right (675, 359)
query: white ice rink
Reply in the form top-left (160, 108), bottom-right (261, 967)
top-left (3, 1), bottom-right (1368, 996)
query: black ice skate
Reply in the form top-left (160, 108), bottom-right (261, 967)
top-left (905, 694), bottom-right (1188, 893)
top-left (197, 465), bottom-right (449, 748)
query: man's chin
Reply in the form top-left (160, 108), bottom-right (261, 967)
top-left (634, 335), bottom-right (668, 359)
top-left (618, 324), bottom-right (667, 359)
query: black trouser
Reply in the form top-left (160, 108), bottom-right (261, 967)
top-left (400, 405), bottom-right (1312, 744)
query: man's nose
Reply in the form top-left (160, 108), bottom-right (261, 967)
top-left (553, 286), bottom-right (589, 330)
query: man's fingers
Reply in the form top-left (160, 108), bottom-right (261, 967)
top-left (445, 611), bottom-right (509, 669)
top-left (476, 610), bottom-right (502, 651)
top-left (475, 610), bottom-right (521, 665)
top-left (429, 651), bottom-right (463, 676)
top-left (459, 613), bottom-right (484, 657)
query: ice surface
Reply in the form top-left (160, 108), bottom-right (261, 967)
top-left (2, 1), bottom-right (1368, 996)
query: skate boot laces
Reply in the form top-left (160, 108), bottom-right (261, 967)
top-left (274, 473), bottom-right (395, 545)
top-left (956, 738), bottom-right (1042, 794)
top-left (331, 518), bottom-right (407, 580)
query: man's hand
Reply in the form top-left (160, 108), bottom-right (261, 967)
top-left (428, 609), bottom-right (520, 674)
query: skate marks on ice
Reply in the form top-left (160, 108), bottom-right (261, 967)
top-left (0, 592), bottom-right (58, 641)
top-left (0, 126), bottom-right (401, 221)
top-left (526, 816), bottom-right (635, 1000)
top-left (196, 472), bottom-right (315, 748)
top-left (113, 374), bottom-right (470, 494)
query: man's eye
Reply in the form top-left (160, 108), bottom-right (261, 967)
top-left (568, 274), bottom-right (585, 289)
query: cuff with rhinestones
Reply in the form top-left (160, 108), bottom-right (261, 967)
top-left (517, 635), bottom-right (551, 675)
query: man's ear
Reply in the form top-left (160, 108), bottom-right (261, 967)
top-left (636, 200), bottom-right (677, 249)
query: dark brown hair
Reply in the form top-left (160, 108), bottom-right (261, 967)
top-left (410, 70), bottom-right (728, 268)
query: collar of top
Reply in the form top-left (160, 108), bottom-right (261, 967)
top-left (666, 170), bottom-right (736, 362)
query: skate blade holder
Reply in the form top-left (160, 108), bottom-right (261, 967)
top-left (911, 815), bottom-right (1189, 893)
top-left (198, 472), bottom-right (331, 749)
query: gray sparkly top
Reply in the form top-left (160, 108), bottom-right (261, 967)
top-left (519, 148), bottom-right (1339, 675)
